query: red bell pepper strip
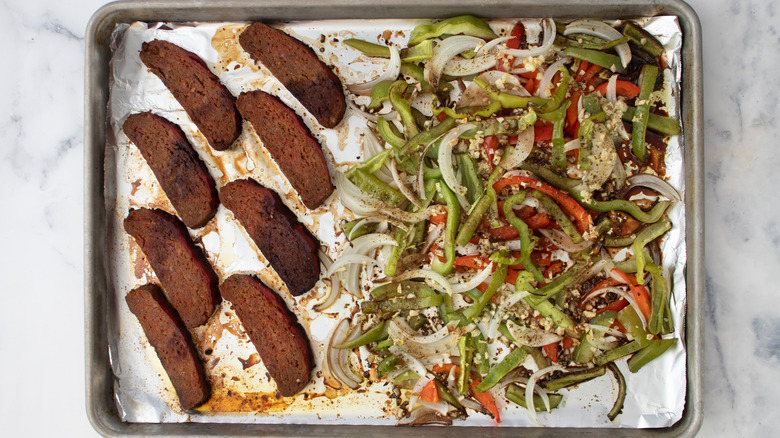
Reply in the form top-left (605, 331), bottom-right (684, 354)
top-left (575, 60), bottom-right (590, 81)
top-left (493, 176), bottom-right (593, 234)
top-left (419, 379), bottom-right (439, 403)
top-left (534, 122), bottom-right (553, 141)
top-left (611, 268), bottom-right (652, 321)
top-left (565, 89), bottom-right (581, 137)
top-left (496, 22), bottom-right (524, 71)
top-left (483, 135), bottom-right (499, 170)
top-left (470, 379), bottom-right (501, 423)
top-left (429, 212), bottom-right (447, 224)
top-left (595, 80), bottom-right (641, 99)
top-left (489, 225), bottom-right (520, 241)
top-left (582, 63), bottom-right (603, 88)
top-left (542, 343), bottom-right (559, 363)
top-left (562, 336), bottom-right (575, 350)
top-left (453, 255), bottom-right (491, 270)
top-left (432, 363), bottom-right (459, 374)
top-left (524, 77), bottom-right (537, 94)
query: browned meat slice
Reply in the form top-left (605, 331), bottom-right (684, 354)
top-left (123, 112), bottom-right (218, 229)
top-left (140, 40), bottom-right (241, 151)
top-left (236, 90), bottom-right (333, 209)
top-left (124, 208), bottom-right (220, 327)
top-left (125, 284), bottom-right (211, 410)
top-left (219, 179), bottom-right (320, 296)
top-left (220, 274), bottom-right (312, 396)
top-left (238, 22), bottom-right (346, 128)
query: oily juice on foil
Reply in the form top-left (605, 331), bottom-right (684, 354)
top-left (106, 17), bottom-right (686, 427)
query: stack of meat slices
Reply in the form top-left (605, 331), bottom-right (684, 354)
top-left (120, 23), bottom-right (347, 411)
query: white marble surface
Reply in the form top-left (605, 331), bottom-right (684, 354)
top-left (0, 0), bottom-right (776, 436)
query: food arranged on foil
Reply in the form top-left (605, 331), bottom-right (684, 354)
top-left (113, 15), bottom-right (684, 427)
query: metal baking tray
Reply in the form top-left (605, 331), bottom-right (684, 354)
top-left (84, 0), bottom-right (704, 436)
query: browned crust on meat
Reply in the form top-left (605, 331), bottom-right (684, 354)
top-left (124, 208), bottom-right (220, 327)
top-left (140, 40), bottom-right (241, 151)
top-left (238, 22), bottom-right (346, 128)
top-left (236, 90), bottom-right (333, 209)
top-left (123, 112), bottom-right (218, 229)
top-left (220, 275), bottom-right (312, 396)
top-left (126, 284), bottom-right (211, 410)
top-left (219, 179), bottom-right (320, 296)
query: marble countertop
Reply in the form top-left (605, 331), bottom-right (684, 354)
top-left (1, 0), bottom-right (776, 435)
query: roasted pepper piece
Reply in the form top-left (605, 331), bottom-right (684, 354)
top-left (627, 338), bottom-right (676, 373)
top-left (622, 106), bottom-right (681, 135)
top-left (564, 47), bottom-right (627, 74)
top-left (346, 168), bottom-right (405, 207)
top-left (408, 15), bottom-right (498, 46)
top-left (503, 192), bottom-right (544, 282)
top-left (463, 263), bottom-right (508, 321)
top-left (632, 216), bottom-right (672, 284)
top-left (474, 76), bottom-right (550, 108)
top-left (545, 366), bottom-right (606, 391)
top-left (631, 64), bottom-right (659, 161)
top-left (473, 346), bottom-right (527, 392)
top-left (505, 384), bottom-right (563, 411)
top-left (334, 321), bottom-right (388, 349)
top-left (622, 21), bottom-right (664, 57)
top-left (431, 180), bottom-right (460, 276)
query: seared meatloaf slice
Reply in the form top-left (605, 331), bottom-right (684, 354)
top-left (219, 179), bottom-right (320, 296)
top-left (125, 284), bottom-right (211, 410)
top-left (140, 39), bottom-right (241, 151)
top-left (236, 90), bottom-right (333, 209)
top-left (124, 208), bottom-right (220, 328)
top-left (238, 22), bottom-right (346, 129)
top-left (123, 112), bottom-right (218, 229)
top-left (220, 274), bottom-right (312, 397)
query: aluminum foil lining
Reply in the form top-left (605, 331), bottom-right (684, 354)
top-left (106, 17), bottom-right (686, 428)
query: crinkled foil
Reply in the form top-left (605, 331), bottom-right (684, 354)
top-left (106, 17), bottom-right (685, 428)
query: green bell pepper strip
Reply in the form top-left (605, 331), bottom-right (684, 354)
top-left (408, 313), bottom-right (427, 331)
top-left (346, 168), bottom-right (405, 207)
top-left (352, 148), bottom-right (392, 175)
top-left (371, 280), bottom-right (437, 300)
top-left (564, 47), bottom-right (628, 74)
top-left (474, 76), bottom-right (550, 108)
top-left (627, 338), bottom-right (676, 373)
top-left (490, 250), bottom-right (522, 266)
top-left (401, 39), bottom-right (434, 61)
top-left (341, 218), bottom-right (378, 241)
top-left (580, 93), bottom-right (602, 115)
top-left (431, 181), bottom-right (460, 276)
top-left (524, 296), bottom-right (578, 338)
top-left (563, 34), bottom-right (631, 51)
top-left (335, 321), bottom-right (388, 349)
top-left (345, 38), bottom-right (390, 57)
top-left (594, 339), bottom-right (644, 366)
top-left (399, 62), bottom-right (452, 93)
top-left (389, 82), bottom-right (420, 139)
top-left (377, 116), bottom-right (405, 148)
top-left (373, 338), bottom-right (394, 351)
top-left (473, 334), bottom-right (490, 375)
top-left (503, 192), bottom-right (544, 282)
top-left (360, 294), bottom-right (443, 313)
top-left (573, 311), bottom-right (617, 364)
top-left (463, 111), bottom-right (539, 138)
top-left (457, 334), bottom-right (474, 394)
top-left (394, 369), bottom-right (420, 386)
top-left (377, 355), bottom-right (400, 377)
top-left (456, 186), bottom-right (494, 246)
top-left (617, 306), bottom-right (651, 347)
top-left (408, 15), bottom-right (498, 46)
top-left (526, 262), bottom-right (588, 305)
top-left (645, 263), bottom-right (668, 335)
top-left (473, 347), bottom-right (528, 392)
top-left (532, 190), bottom-right (584, 243)
top-left (505, 384), bottom-right (563, 411)
top-left (632, 215), bottom-right (671, 284)
top-left (622, 21), bottom-right (665, 57)
top-left (519, 161), bottom-right (581, 191)
top-left (622, 106), bottom-right (681, 136)
top-left (399, 117), bottom-right (457, 155)
top-left (631, 64), bottom-right (659, 161)
top-left (545, 366), bottom-right (606, 391)
top-left (538, 100), bottom-right (572, 172)
top-left (607, 363), bottom-right (626, 421)
top-left (498, 321), bottom-right (549, 369)
top-left (433, 100), bottom-right (503, 120)
top-left (435, 379), bottom-right (466, 412)
top-left (462, 263), bottom-right (508, 321)
top-left (457, 153), bottom-right (483, 204)
top-left (367, 80), bottom-right (396, 109)
top-left (384, 227), bottom-right (407, 277)
top-left (538, 67), bottom-right (572, 114)
top-left (605, 234), bottom-right (637, 247)
top-left (569, 187), bottom-right (671, 223)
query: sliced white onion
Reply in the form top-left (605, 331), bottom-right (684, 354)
top-left (500, 125), bottom-right (535, 169)
top-left (314, 271), bottom-right (341, 312)
top-left (347, 45), bottom-right (401, 96)
top-left (525, 364), bottom-right (565, 425)
top-left (425, 36), bottom-right (485, 89)
top-left (586, 323), bottom-right (628, 339)
top-left (628, 173), bottom-right (682, 202)
top-left (393, 268), bottom-right (454, 296)
top-left (538, 228), bottom-right (592, 253)
top-left (407, 373), bottom-right (434, 411)
top-left (506, 320), bottom-right (563, 347)
top-left (535, 57), bottom-right (572, 98)
top-left (487, 290), bottom-right (531, 339)
top-left (502, 18), bottom-right (556, 59)
top-left (606, 74), bottom-right (618, 104)
top-left (342, 233), bottom-right (398, 296)
top-left (334, 171), bottom-right (381, 216)
top-left (418, 399), bottom-right (451, 416)
top-left (422, 223), bottom-right (444, 254)
top-left (389, 345), bottom-right (430, 377)
top-left (564, 19), bottom-right (631, 69)
top-left (564, 138), bottom-right (580, 153)
top-left (451, 262), bottom-right (494, 294)
top-left (438, 123), bottom-right (476, 210)
top-left (346, 217), bottom-right (386, 240)
top-left (389, 158), bottom-right (422, 208)
top-left (328, 319), bottom-right (363, 389)
top-left (443, 54), bottom-right (497, 77)
top-left (608, 272), bottom-right (650, 330)
top-left (455, 242), bottom-right (479, 256)
top-left (611, 153), bottom-right (627, 191)
top-left (325, 254), bottom-right (379, 276)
